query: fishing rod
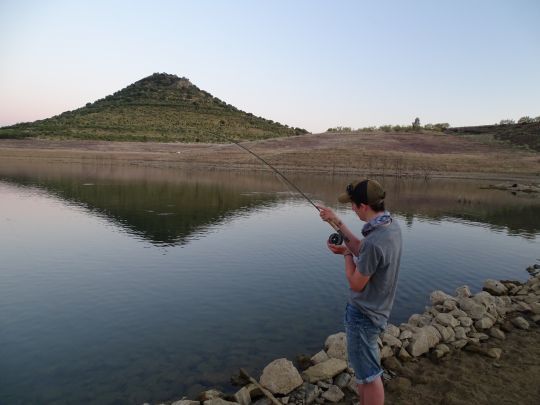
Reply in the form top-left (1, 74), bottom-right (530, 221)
top-left (216, 132), bottom-right (345, 245)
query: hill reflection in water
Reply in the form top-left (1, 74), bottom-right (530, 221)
top-left (1, 160), bottom-right (538, 243)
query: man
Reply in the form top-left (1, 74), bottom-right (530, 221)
top-left (318, 179), bottom-right (402, 405)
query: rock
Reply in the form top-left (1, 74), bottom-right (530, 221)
top-left (385, 323), bottom-right (401, 338)
top-left (386, 377), bottom-right (412, 392)
top-left (398, 347), bottom-right (412, 361)
top-left (408, 313), bottom-right (432, 327)
top-left (489, 327), bottom-right (506, 340)
top-left (333, 372), bottom-right (351, 389)
top-left (501, 320), bottom-right (514, 332)
top-left (260, 358), bottom-right (303, 395)
top-left (450, 339), bottom-right (468, 349)
top-left (454, 327), bottom-right (467, 340)
top-left (473, 291), bottom-right (496, 308)
top-left (483, 279), bottom-right (508, 296)
top-left (455, 285), bottom-right (472, 298)
top-left (316, 380), bottom-right (331, 389)
top-left (436, 343), bottom-right (450, 354)
top-left (516, 301), bottom-right (532, 312)
top-left (487, 348), bottom-right (502, 359)
top-left (531, 314), bottom-right (540, 323)
top-left (471, 332), bottom-right (489, 341)
top-left (234, 384), bottom-right (262, 405)
top-left (475, 317), bottom-right (495, 330)
top-left (382, 332), bottom-right (402, 347)
top-left (310, 350), bottom-right (329, 365)
top-left (321, 386), bottom-right (344, 403)
top-left (252, 399), bottom-right (270, 405)
top-left (457, 298), bottom-right (487, 320)
top-left (399, 323), bottom-right (421, 334)
top-left (442, 299), bottom-right (457, 311)
top-left (204, 399), bottom-right (239, 405)
top-left (302, 358), bottom-right (348, 383)
top-left (407, 326), bottom-right (440, 357)
top-left (399, 330), bottom-right (413, 340)
top-left (325, 333), bottom-right (347, 361)
top-left (172, 401), bottom-right (200, 405)
top-left (346, 377), bottom-right (358, 394)
top-left (430, 290), bottom-right (455, 305)
top-left (435, 313), bottom-right (460, 327)
top-left (380, 345), bottom-right (394, 359)
top-left (511, 316), bottom-right (530, 330)
top-left (280, 397), bottom-right (288, 404)
top-left (305, 383), bottom-right (319, 404)
top-left (431, 324), bottom-right (453, 343)
top-left (458, 316), bottom-right (473, 327)
top-left (200, 390), bottom-right (224, 401)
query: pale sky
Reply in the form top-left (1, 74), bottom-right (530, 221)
top-left (1, 0), bottom-right (539, 133)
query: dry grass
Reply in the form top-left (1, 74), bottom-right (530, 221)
top-left (0, 130), bottom-right (538, 180)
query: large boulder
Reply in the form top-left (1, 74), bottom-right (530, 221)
top-left (455, 285), bottom-right (472, 298)
top-left (325, 332), bottom-right (347, 361)
top-left (457, 297), bottom-right (487, 320)
top-left (302, 358), bottom-right (348, 383)
top-left (435, 313), bottom-right (460, 328)
top-left (407, 326), bottom-right (440, 357)
top-left (483, 279), bottom-right (508, 296)
top-left (259, 358), bottom-right (303, 395)
top-left (382, 332), bottom-right (402, 347)
top-left (430, 290), bottom-right (455, 305)
top-left (385, 324), bottom-right (401, 338)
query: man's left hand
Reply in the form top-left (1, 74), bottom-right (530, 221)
top-left (326, 240), bottom-right (351, 256)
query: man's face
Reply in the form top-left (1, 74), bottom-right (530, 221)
top-left (352, 202), bottom-right (367, 221)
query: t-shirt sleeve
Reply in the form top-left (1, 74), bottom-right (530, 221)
top-left (357, 240), bottom-right (381, 277)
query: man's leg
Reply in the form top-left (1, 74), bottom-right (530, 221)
top-left (357, 376), bottom-right (384, 405)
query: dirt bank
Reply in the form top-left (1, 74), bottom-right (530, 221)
top-left (0, 131), bottom-right (538, 181)
top-left (384, 322), bottom-right (540, 405)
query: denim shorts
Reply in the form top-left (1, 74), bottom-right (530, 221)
top-left (344, 303), bottom-right (385, 384)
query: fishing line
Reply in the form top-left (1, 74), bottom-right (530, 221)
top-left (214, 132), bottom-right (345, 245)
top-left (218, 134), bottom-right (320, 212)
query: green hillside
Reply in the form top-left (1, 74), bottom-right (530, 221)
top-left (0, 73), bottom-right (308, 142)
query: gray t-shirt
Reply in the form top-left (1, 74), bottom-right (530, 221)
top-left (349, 219), bottom-right (402, 329)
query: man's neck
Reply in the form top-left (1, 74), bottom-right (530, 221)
top-left (364, 210), bottom-right (385, 223)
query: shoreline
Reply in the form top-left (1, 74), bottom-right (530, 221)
top-left (164, 265), bottom-right (540, 405)
top-left (0, 137), bottom-right (538, 183)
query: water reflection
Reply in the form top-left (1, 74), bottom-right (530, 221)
top-left (1, 160), bottom-right (539, 243)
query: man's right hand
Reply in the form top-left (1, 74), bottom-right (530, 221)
top-left (317, 205), bottom-right (340, 225)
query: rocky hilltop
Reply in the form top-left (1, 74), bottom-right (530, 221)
top-left (0, 73), bottom-right (308, 142)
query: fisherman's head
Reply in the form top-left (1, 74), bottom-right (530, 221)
top-left (338, 179), bottom-right (386, 220)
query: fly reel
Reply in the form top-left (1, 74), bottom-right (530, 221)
top-left (328, 230), bottom-right (344, 245)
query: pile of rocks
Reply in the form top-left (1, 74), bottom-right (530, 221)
top-left (165, 266), bottom-right (540, 405)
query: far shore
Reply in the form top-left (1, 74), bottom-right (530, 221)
top-left (0, 132), bottom-right (538, 182)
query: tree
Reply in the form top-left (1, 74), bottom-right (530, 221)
top-left (412, 117), bottom-right (421, 129)
top-left (499, 119), bottom-right (515, 125)
top-left (518, 116), bottom-right (533, 124)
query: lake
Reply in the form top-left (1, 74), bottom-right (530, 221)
top-left (0, 160), bottom-right (539, 404)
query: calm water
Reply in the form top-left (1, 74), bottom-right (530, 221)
top-left (1, 161), bottom-right (539, 404)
